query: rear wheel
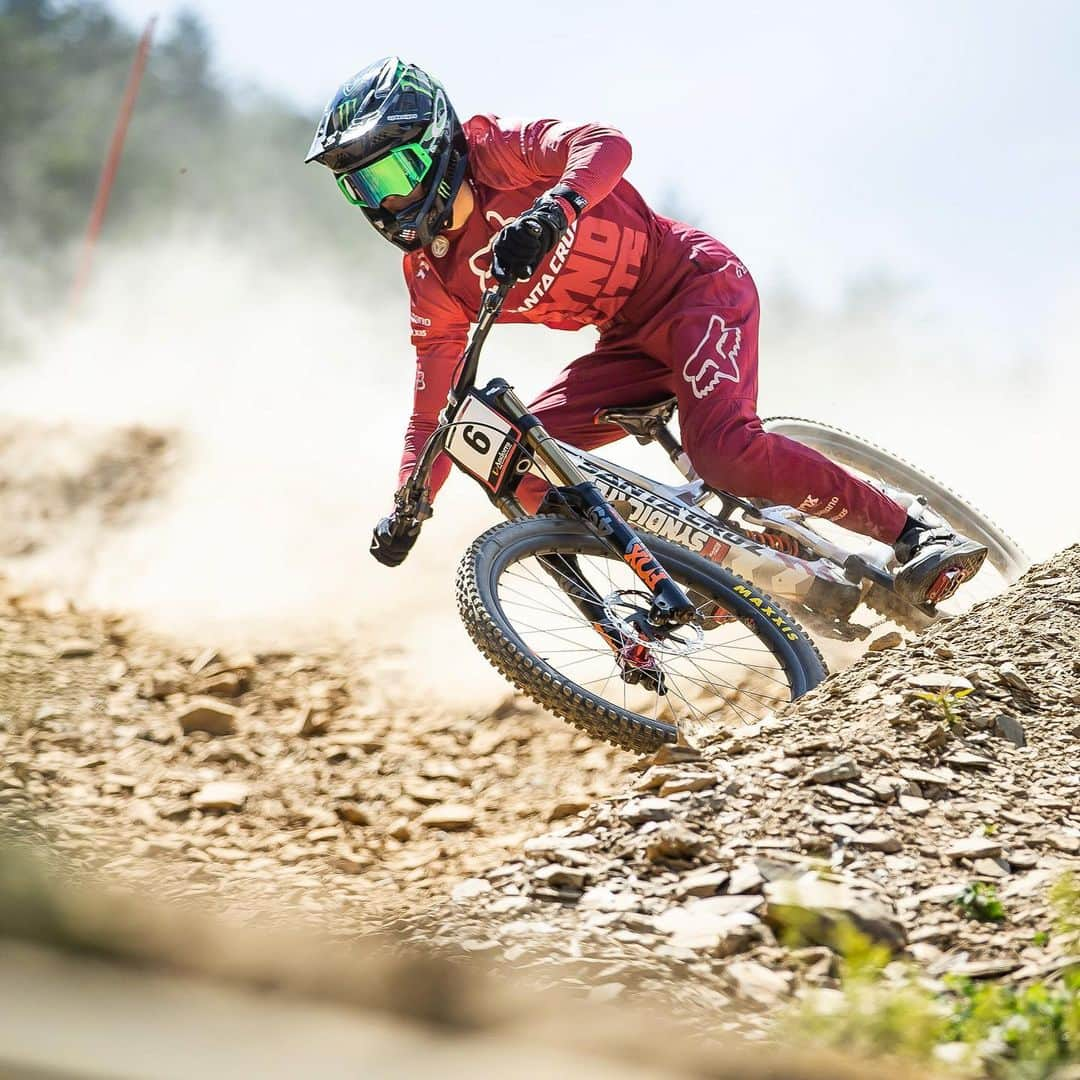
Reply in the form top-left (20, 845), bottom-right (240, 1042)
top-left (762, 416), bottom-right (1030, 619)
top-left (457, 517), bottom-right (827, 753)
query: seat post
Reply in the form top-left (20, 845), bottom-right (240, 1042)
top-left (650, 421), bottom-right (699, 482)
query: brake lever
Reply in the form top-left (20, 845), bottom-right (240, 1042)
top-left (393, 485), bottom-right (432, 528)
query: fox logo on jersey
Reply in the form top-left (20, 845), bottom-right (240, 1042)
top-left (467, 210), bottom-right (513, 291)
top-left (682, 315), bottom-right (742, 398)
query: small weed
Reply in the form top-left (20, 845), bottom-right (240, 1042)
top-left (788, 872), bottom-right (1079, 1077)
top-left (945, 971), bottom-right (1080, 1078)
top-left (955, 882), bottom-right (1006, 923)
top-left (912, 687), bottom-right (973, 728)
top-left (1051, 873), bottom-right (1080, 945)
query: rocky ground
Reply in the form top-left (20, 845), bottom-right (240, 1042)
top-left (0, 845), bottom-right (930, 1080)
top-left (398, 548), bottom-right (1080, 1026)
top-left (0, 576), bottom-right (632, 927)
top-left (0, 417), bottom-right (632, 928)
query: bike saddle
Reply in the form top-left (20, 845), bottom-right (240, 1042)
top-left (595, 396), bottom-right (678, 443)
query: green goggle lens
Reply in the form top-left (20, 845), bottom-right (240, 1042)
top-left (335, 142), bottom-right (434, 208)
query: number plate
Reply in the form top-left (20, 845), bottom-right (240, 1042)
top-left (444, 394), bottom-right (520, 491)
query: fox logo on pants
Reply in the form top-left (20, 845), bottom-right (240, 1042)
top-left (682, 315), bottom-right (742, 399)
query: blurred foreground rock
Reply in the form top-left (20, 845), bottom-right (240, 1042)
top-left (0, 843), bottom-right (930, 1079)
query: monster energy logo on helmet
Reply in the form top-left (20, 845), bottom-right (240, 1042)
top-left (305, 58), bottom-right (468, 254)
top-left (335, 98), bottom-right (360, 129)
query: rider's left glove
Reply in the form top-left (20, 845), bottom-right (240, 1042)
top-left (491, 191), bottom-right (573, 283)
top-left (370, 511), bottom-right (421, 568)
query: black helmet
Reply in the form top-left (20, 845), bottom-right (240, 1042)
top-left (306, 57), bottom-right (468, 252)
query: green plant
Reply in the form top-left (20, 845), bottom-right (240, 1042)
top-left (1051, 873), bottom-right (1080, 946)
top-left (786, 873), bottom-right (1080, 1077)
top-left (912, 687), bottom-right (973, 728)
top-left (955, 882), bottom-right (1006, 923)
top-left (945, 971), bottom-right (1080, 1078)
top-left (784, 925), bottom-right (950, 1064)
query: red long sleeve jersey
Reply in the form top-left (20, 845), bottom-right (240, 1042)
top-left (399, 113), bottom-right (668, 494)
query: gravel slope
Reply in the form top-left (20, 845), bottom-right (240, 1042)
top-left (403, 547), bottom-right (1080, 1022)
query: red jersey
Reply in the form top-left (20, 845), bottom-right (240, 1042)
top-left (399, 114), bottom-right (672, 493)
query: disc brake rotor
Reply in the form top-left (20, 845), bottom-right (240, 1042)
top-left (600, 590), bottom-right (708, 693)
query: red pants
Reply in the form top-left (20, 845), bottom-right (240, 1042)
top-left (516, 233), bottom-right (908, 545)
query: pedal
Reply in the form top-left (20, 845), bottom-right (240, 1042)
top-left (926, 566), bottom-right (967, 604)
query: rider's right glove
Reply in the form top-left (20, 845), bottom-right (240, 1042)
top-left (491, 191), bottom-right (572, 282)
top-left (370, 511), bottom-right (421, 568)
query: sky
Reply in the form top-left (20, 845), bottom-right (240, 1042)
top-left (103, 0), bottom-right (1080, 352)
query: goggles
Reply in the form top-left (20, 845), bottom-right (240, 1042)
top-left (335, 142), bottom-right (434, 208)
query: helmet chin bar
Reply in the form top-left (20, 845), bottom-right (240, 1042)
top-left (363, 145), bottom-right (466, 253)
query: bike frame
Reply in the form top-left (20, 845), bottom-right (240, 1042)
top-left (397, 282), bottom-right (876, 632)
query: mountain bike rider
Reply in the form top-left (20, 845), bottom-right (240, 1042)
top-left (305, 57), bottom-right (988, 607)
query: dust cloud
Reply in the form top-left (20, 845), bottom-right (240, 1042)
top-left (1, 230), bottom-right (569, 706)
top-left (758, 280), bottom-right (1080, 559)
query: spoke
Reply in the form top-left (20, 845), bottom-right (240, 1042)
top-left (510, 563), bottom-right (593, 622)
top-left (678, 648), bottom-right (790, 691)
top-left (496, 584), bottom-right (589, 620)
top-left (679, 652), bottom-right (790, 706)
top-left (546, 651), bottom-right (620, 674)
top-left (502, 579), bottom-right (587, 622)
top-left (496, 541), bottom-right (801, 733)
top-left (689, 636), bottom-right (780, 651)
top-left (524, 645), bottom-right (616, 657)
top-left (576, 670), bottom-right (632, 689)
top-left (595, 667), bottom-right (616, 702)
top-left (517, 555), bottom-right (600, 601)
top-left (663, 664), bottom-right (786, 711)
top-left (512, 622), bottom-right (607, 653)
top-left (676, 648), bottom-right (793, 688)
top-left (501, 612), bottom-right (596, 636)
top-left (662, 676), bottom-right (710, 728)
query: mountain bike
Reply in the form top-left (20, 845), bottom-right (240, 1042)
top-left (391, 280), bottom-right (1028, 753)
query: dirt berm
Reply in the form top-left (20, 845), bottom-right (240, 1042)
top-left (399, 547), bottom-right (1080, 1024)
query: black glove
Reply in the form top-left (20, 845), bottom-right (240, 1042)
top-left (491, 191), bottom-right (572, 283)
top-left (370, 511), bottom-right (421, 568)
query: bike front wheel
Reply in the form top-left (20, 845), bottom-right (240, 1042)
top-left (456, 517), bottom-right (827, 753)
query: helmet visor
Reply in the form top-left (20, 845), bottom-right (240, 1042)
top-left (335, 142), bottom-right (434, 208)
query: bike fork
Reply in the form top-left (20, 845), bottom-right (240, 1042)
top-left (488, 380), bottom-right (697, 628)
